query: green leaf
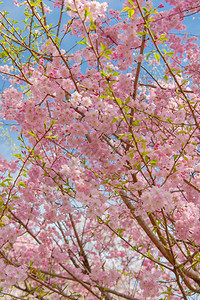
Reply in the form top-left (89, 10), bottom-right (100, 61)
top-left (66, 6), bottom-right (76, 12)
top-left (89, 17), bottom-right (96, 30)
top-left (164, 75), bottom-right (168, 82)
top-left (0, 52), bottom-right (6, 58)
top-left (46, 135), bottom-right (58, 140)
top-left (111, 117), bottom-right (119, 125)
top-left (128, 8), bottom-right (135, 18)
top-left (154, 52), bottom-right (160, 61)
top-left (50, 120), bottom-right (56, 128)
top-left (147, 18), bottom-right (155, 23)
top-left (27, 130), bottom-right (37, 139)
top-left (124, 106), bottom-right (129, 113)
top-left (137, 31), bottom-right (147, 36)
top-left (17, 182), bottom-right (27, 188)
top-left (146, 52), bottom-right (152, 59)
top-left (149, 160), bottom-right (157, 166)
top-left (90, 24), bottom-right (96, 30)
top-left (133, 120), bottom-right (142, 126)
top-left (54, 36), bottom-right (60, 45)
top-left (118, 134), bottom-right (126, 139)
top-left (84, 7), bottom-right (92, 19)
top-left (116, 98), bottom-right (122, 106)
top-left (78, 37), bottom-right (90, 47)
top-left (166, 118), bottom-right (172, 122)
top-left (125, 97), bottom-right (130, 104)
top-left (142, 142), bottom-right (146, 151)
top-left (142, 7), bottom-right (148, 13)
top-left (121, 7), bottom-right (130, 12)
top-left (13, 153), bottom-right (22, 159)
top-left (100, 42), bottom-right (106, 51)
top-left (103, 54), bottom-right (111, 60)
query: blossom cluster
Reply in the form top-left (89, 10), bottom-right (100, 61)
top-left (0, 0), bottom-right (199, 298)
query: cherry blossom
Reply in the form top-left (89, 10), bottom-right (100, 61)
top-left (0, 0), bottom-right (199, 299)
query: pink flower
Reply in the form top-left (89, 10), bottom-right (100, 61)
top-left (136, 54), bottom-right (144, 63)
top-left (54, 0), bottom-right (62, 8)
top-left (158, 4), bottom-right (164, 8)
top-left (14, 0), bottom-right (19, 6)
top-left (44, 6), bottom-right (51, 13)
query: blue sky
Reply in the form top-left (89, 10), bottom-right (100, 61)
top-left (0, 0), bottom-right (200, 160)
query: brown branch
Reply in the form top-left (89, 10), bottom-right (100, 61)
top-left (56, 0), bottom-right (64, 37)
top-left (8, 209), bottom-right (41, 245)
top-left (26, 0), bottom-right (80, 93)
top-left (104, 288), bottom-right (140, 300)
top-left (30, 267), bottom-right (140, 300)
top-left (135, 0), bottom-right (200, 131)
top-left (173, 267), bottom-right (188, 300)
top-left (0, 291), bottom-right (25, 300)
top-left (120, 190), bottom-right (200, 289)
top-left (59, 263), bottom-right (102, 299)
top-left (28, 273), bottom-right (76, 299)
top-left (69, 214), bottom-right (91, 273)
top-left (0, 41), bottom-right (29, 83)
top-left (98, 216), bottom-right (173, 272)
top-left (120, 190), bottom-right (174, 263)
top-left (132, 25), bottom-right (147, 100)
top-left (184, 179), bottom-right (200, 193)
top-left (148, 213), bottom-right (169, 249)
top-left (40, 1), bottom-right (47, 27)
top-left (0, 125), bottom-right (53, 219)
